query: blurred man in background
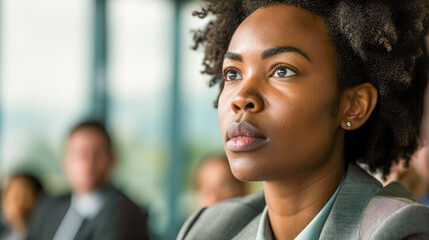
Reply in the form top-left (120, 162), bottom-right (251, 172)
top-left (194, 155), bottom-right (248, 208)
top-left (0, 173), bottom-right (44, 240)
top-left (27, 120), bottom-right (150, 240)
top-left (381, 127), bottom-right (429, 203)
top-left (383, 146), bottom-right (429, 206)
top-left (382, 35), bottom-right (429, 205)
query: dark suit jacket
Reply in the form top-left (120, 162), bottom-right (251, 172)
top-left (0, 220), bottom-right (5, 238)
top-left (178, 164), bottom-right (429, 240)
top-left (26, 184), bottom-right (150, 240)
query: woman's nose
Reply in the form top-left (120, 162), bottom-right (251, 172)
top-left (230, 87), bottom-right (264, 114)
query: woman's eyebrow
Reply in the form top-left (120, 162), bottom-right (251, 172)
top-left (262, 46), bottom-right (311, 62)
top-left (224, 52), bottom-right (242, 62)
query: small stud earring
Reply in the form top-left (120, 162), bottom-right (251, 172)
top-left (346, 121), bottom-right (352, 130)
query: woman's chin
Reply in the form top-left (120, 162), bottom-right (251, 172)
top-left (230, 161), bottom-right (268, 182)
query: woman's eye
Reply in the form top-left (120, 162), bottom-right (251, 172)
top-left (224, 70), bottom-right (243, 81)
top-left (273, 66), bottom-right (296, 78)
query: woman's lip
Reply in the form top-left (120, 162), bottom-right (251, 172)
top-left (226, 136), bottom-right (268, 152)
top-left (226, 122), bottom-right (267, 152)
top-left (226, 122), bottom-right (266, 140)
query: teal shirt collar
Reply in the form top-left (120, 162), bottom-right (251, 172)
top-left (256, 182), bottom-right (342, 240)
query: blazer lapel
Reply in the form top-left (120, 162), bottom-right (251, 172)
top-left (320, 164), bottom-right (382, 240)
top-left (232, 213), bottom-right (262, 240)
top-left (46, 196), bottom-right (72, 240)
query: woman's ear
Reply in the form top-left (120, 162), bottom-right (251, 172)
top-left (339, 83), bottom-right (378, 130)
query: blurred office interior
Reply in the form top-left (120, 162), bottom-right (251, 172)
top-left (0, 0), bottom-right (224, 238)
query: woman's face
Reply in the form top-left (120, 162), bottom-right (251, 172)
top-left (219, 4), bottom-right (343, 181)
top-left (1, 177), bottom-right (37, 228)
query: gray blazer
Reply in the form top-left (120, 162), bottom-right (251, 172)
top-left (178, 164), bottom-right (429, 240)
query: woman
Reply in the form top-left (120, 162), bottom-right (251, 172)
top-left (193, 154), bottom-right (248, 207)
top-left (1, 173), bottom-right (44, 240)
top-left (179, 0), bottom-right (429, 239)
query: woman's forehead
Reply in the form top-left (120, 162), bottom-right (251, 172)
top-left (244, 4), bottom-right (326, 28)
top-left (227, 4), bottom-right (334, 61)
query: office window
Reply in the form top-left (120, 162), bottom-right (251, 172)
top-left (0, 0), bottom-right (91, 191)
top-left (107, 0), bottom-right (174, 235)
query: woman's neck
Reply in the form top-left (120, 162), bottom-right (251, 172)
top-left (263, 157), bottom-right (344, 240)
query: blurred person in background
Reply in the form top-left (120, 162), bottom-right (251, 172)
top-left (383, 48), bottom-right (429, 206)
top-left (0, 173), bottom-right (44, 240)
top-left (0, 218), bottom-right (4, 238)
top-left (0, 200), bottom-right (4, 236)
top-left (194, 155), bottom-right (248, 208)
top-left (383, 37), bottom-right (429, 206)
top-left (383, 146), bottom-right (429, 206)
top-left (26, 120), bottom-right (150, 240)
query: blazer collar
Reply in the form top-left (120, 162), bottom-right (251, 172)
top-left (319, 164), bottom-right (382, 239)
top-left (231, 164), bottom-right (381, 240)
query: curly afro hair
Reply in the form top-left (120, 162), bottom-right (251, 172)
top-left (192, 0), bottom-right (429, 177)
